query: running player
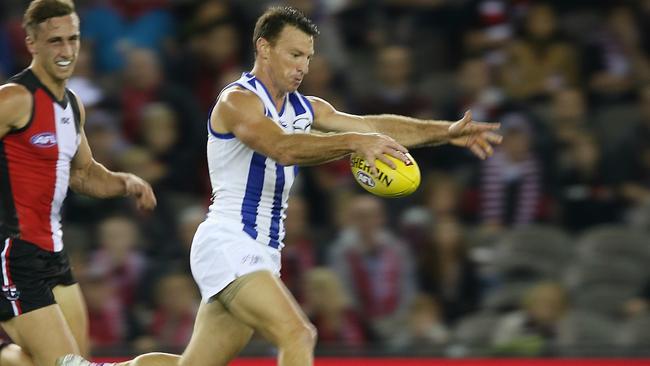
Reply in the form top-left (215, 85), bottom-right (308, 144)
top-left (59, 6), bottom-right (501, 366)
top-left (0, 1), bottom-right (177, 365)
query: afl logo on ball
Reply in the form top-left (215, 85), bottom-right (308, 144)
top-left (356, 171), bottom-right (375, 187)
top-left (30, 132), bottom-right (57, 148)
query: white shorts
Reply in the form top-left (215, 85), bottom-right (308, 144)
top-left (189, 219), bottom-right (282, 301)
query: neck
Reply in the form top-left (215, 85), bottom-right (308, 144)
top-left (30, 61), bottom-right (67, 100)
top-left (251, 64), bottom-right (286, 111)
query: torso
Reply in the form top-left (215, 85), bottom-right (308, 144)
top-left (0, 69), bottom-right (81, 252)
top-left (205, 72), bottom-right (314, 250)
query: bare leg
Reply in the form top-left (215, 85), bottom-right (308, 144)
top-left (0, 343), bottom-right (35, 366)
top-left (2, 304), bottom-right (80, 366)
top-left (178, 298), bottom-right (254, 366)
top-left (222, 271), bottom-right (317, 366)
top-left (53, 284), bottom-right (90, 357)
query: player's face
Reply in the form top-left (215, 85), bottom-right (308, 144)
top-left (27, 14), bottom-right (80, 83)
top-left (268, 26), bottom-right (314, 93)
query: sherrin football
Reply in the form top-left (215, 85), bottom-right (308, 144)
top-left (350, 152), bottom-right (420, 198)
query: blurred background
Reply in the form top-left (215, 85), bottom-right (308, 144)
top-left (2, 0), bottom-right (650, 360)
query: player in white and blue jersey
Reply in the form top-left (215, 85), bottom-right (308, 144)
top-left (59, 6), bottom-right (502, 366)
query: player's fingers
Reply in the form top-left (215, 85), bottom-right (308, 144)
top-left (460, 110), bottom-right (471, 125)
top-left (364, 154), bottom-right (380, 174)
top-left (387, 140), bottom-right (409, 154)
top-left (377, 153), bottom-right (397, 170)
top-left (485, 131), bottom-right (503, 144)
top-left (470, 143), bottom-right (486, 159)
top-left (477, 137), bottom-right (494, 157)
top-left (385, 146), bottom-right (410, 164)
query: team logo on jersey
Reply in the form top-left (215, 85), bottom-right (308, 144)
top-left (292, 117), bottom-right (312, 132)
top-left (30, 132), bottom-right (57, 148)
top-left (1, 285), bottom-right (20, 301)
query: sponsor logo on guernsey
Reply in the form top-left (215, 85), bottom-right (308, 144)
top-left (30, 132), bottom-right (57, 148)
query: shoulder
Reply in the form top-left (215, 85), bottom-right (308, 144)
top-left (0, 83), bottom-right (33, 129)
top-left (0, 83), bottom-right (32, 105)
top-left (214, 86), bottom-right (265, 117)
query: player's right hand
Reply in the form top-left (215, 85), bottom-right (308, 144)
top-left (351, 133), bottom-right (409, 172)
top-left (124, 173), bottom-right (157, 210)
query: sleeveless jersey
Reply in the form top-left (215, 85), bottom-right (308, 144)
top-left (0, 69), bottom-right (81, 252)
top-left (206, 72), bottom-right (314, 249)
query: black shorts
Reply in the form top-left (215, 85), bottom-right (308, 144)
top-left (0, 238), bottom-right (76, 321)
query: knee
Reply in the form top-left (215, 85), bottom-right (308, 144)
top-left (278, 321), bottom-right (317, 349)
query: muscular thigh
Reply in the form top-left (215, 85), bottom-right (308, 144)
top-left (180, 299), bottom-right (253, 366)
top-left (53, 284), bottom-right (88, 356)
top-left (222, 270), bottom-right (311, 343)
top-left (1, 304), bottom-right (79, 366)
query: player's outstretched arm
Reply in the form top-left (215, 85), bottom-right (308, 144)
top-left (308, 96), bottom-right (502, 159)
top-left (68, 92), bottom-right (156, 210)
top-left (215, 88), bottom-right (410, 170)
top-left (0, 84), bottom-right (32, 139)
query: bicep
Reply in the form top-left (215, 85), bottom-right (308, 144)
top-left (216, 90), bottom-right (289, 157)
top-left (70, 91), bottom-right (92, 175)
top-left (71, 128), bottom-right (93, 175)
top-left (308, 96), bottom-right (374, 133)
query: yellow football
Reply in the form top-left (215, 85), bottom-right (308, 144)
top-left (350, 152), bottom-right (421, 198)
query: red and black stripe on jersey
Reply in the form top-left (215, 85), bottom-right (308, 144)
top-left (0, 69), bottom-right (81, 252)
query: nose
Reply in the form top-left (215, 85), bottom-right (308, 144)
top-left (61, 41), bottom-right (74, 59)
top-left (297, 59), bottom-right (309, 76)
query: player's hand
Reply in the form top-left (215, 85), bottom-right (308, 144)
top-left (449, 110), bottom-right (502, 159)
top-left (352, 132), bottom-right (409, 173)
top-left (124, 173), bottom-right (157, 210)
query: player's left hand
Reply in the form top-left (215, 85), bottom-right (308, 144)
top-left (448, 110), bottom-right (502, 159)
top-left (124, 173), bottom-right (157, 210)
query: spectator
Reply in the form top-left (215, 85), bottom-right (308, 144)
top-left (88, 214), bottom-right (149, 308)
top-left (556, 132), bottom-right (621, 232)
top-left (357, 45), bottom-right (432, 119)
top-left (390, 293), bottom-right (449, 351)
top-left (329, 195), bottom-right (416, 340)
top-left (500, 3), bottom-right (578, 102)
top-left (583, 5), bottom-right (650, 104)
top-left (303, 268), bottom-right (371, 349)
top-left (81, 0), bottom-right (175, 73)
top-left (136, 271), bottom-right (199, 352)
top-left (492, 282), bottom-right (570, 356)
top-left (81, 268), bottom-right (131, 348)
top-left (614, 85), bottom-right (650, 207)
top-left (475, 113), bottom-right (547, 230)
top-left (417, 215), bottom-right (482, 325)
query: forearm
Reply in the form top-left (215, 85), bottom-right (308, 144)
top-left (275, 132), bottom-right (357, 166)
top-left (363, 114), bottom-right (452, 147)
top-left (70, 160), bottom-right (128, 198)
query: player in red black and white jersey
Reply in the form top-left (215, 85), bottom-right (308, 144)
top-left (0, 1), bottom-right (175, 366)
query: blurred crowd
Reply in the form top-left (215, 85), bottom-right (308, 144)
top-left (2, 0), bottom-right (650, 358)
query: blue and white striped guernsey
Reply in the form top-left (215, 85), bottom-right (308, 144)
top-left (205, 72), bottom-right (314, 250)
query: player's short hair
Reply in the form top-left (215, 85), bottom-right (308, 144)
top-left (252, 6), bottom-right (319, 50)
top-left (23, 0), bottom-right (76, 36)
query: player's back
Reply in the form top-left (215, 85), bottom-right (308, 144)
top-left (206, 72), bottom-right (314, 250)
top-left (0, 69), bottom-right (81, 252)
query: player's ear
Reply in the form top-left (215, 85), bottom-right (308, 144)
top-left (25, 33), bottom-right (37, 55)
top-left (256, 37), bottom-right (270, 60)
